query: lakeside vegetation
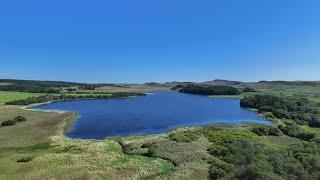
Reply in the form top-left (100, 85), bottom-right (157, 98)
top-left (173, 84), bottom-right (240, 95)
top-left (0, 79), bottom-right (107, 93)
top-left (4, 92), bottom-right (144, 106)
top-left (241, 94), bottom-right (320, 127)
top-left (0, 91), bottom-right (44, 104)
top-left (0, 79), bottom-right (320, 179)
top-left (119, 124), bottom-right (320, 179)
top-left (0, 108), bottom-right (173, 179)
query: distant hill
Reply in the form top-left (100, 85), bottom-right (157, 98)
top-left (203, 79), bottom-right (244, 86)
top-left (202, 79), bottom-right (320, 87)
top-left (0, 79), bottom-right (118, 87)
top-left (257, 80), bottom-right (320, 86)
top-left (0, 79), bottom-right (118, 93)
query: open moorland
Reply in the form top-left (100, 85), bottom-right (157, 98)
top-left (0, 79), bottom-right (320, 179)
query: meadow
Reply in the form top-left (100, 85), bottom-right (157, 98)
top-left (0, 91), bottom-right (43, 104)
top-left (0, 105), bottom-right (174, 179)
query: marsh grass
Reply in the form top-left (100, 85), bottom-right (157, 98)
top-left (0, 106), bottom-right (174, 179)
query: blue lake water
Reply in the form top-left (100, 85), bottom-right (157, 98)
top-left (32, 91), bottom-right (269, 140)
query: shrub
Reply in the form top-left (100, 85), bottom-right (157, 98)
top-left (262, 112), bottom-right (276, 119)
top-left (242, 87), bottom-right (255, 92)
top-left (278, 123), bottom-right (301, 137)
top-left (268, 127), bottom-right (282, 136)
top-left (309, 118), bottom-right (320, 128)
top-left (14, 116), bottom-right (26, 122)
top-left (17, 157), bottom-right (32, 163)
top-left (141, 142), bottom-right (159, 149)
top-left (252, 126), bottom-right (282, 136)
top-left (1, 119), bottom-right (17, 126)
top-left (296, 132), bottom-right (316, 141)
top-left (209, 157), bottom-right (233, 179)
top-left (272, 109), bottom-right (291, 119)
top-left (258, 106), bottom-right (274, 113)
top-left (252, 127), bottom-right (269, 136)
top-left (169, 130), bottom-right (200, 143)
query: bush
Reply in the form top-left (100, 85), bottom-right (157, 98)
top-left (296, 132), bottom-right (316, 141)
top-left (1, 116), bottom-right (27, 127)
top-left (272, 109), bottom-right (291, 119)
top-left (209, 157), bottom-right (233, 179)
top-left (268, 127), bottom-right (282, 136)
top-left (14, 116), bottom-right (26, 122)
top-left (278, 123), bottom-right (301, 137)
top-left (141, 142), bottom-right (159, 149)
top-left (309, 118), bottom-right (320, 128)
top-left (242, 87), bottom-right (255, 92)
top-left (252, 127), bottom-right (269, 136)
top-left (169, 130), bottom-right (200, 143)
top-left (262, 112), bottom-right (276, 119)
top-left (1, 119), bottom-right (17, 126)
top-left (251, 126), bottom-right (282, 136)
top-left (17, 157), bottom-right (32, 163)
top-left (258, 106), bottom-right (274, 113)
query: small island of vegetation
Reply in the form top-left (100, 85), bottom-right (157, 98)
top-left (173, 84), bottom-right (240, 96)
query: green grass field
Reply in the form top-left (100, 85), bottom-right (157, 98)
top-left (0, 106), bottom-right (174, 179)
top-left (0, 91), bottom-right (43, 104)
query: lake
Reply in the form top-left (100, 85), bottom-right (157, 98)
top-left (32, 91), bottom-right (269, 139)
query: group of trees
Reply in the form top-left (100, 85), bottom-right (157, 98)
top-left (207, 137), bottom-right (320, 180)
top-left (242, 87), bottom-right (256, 92)
top-left (168, 126), bottom-right (320, 180)
top-left (0, 79), bottom-right (115, 93)
top-left (251, 125), bottom-right (282, 136)
top-left (5, 92), bottom-right (145, 105)
top-left (78, 85), bottom-right (97, 90)
top-left (0, 84), bottom-right (60, 93)
top-left (240, 94), bottom-right (320, 128)
top-left (1, 116), bottom-right (26, 126)
top-left (0, 79), bottom-right (87, 93)
top-left (174, 85), bottom-right (240, 95)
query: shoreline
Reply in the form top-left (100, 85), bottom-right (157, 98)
top-left (13, 91), bottom-right (272, 142)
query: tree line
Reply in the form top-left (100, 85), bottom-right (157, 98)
top-left (5, 92), bottom-right (145, 105)
top-left (173, 85), bottom-right (240, 95)
top-left (240, 94), bottom-right (320, 128)
top-left (0, 79), bottom-right (117, 93)
top-left (0, 84), bottom-right (60, 93)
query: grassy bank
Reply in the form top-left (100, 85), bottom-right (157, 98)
top-left (1, 103), bottom-right (320, 179)
top-left (0, 91), bottom-right (43, 104)
top-left (0, 90), bottom-right (175, 179)
top-left (0, 106), bottom-right (174, 179)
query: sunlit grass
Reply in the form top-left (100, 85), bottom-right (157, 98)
top-left (0, 91), bottom-right (43, 104)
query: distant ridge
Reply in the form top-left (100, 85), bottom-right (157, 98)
top-left (258, 80), bottom-right (320, 86)
top-left (1, 78), bottom-right (320, 86)
top-left (0, 79), bottom-right (115, 86)
top-left (203, 79), bottom-right (244, 86)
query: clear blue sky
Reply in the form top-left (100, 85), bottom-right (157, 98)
top-left (1, 0), bottom-right (320, 83)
